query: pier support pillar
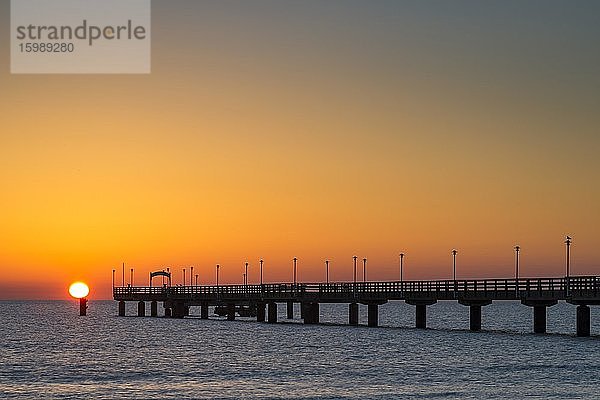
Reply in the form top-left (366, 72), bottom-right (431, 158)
top-left (300, 302), bottom-right (306, 319)
top-left (367, 304), bottom-right (379, 327)
top-left (407, 299), bottom-right (437, 329)
top-left (137, 301), bottom-right (145, 317)
top-left (172, 301), bottom-right (186, 318)
top-left (459, 300), bottom-right (492, 331)
top-left (79, 298), bottom-right (87, 316)
top-left (118, 301), bottom-right (125, 317)
top-left (577, 305), bottom-right (591, 337)
top-left (267, 302), bottom-right (278, 323)
top-left (522, 300), bottom-right (557, 334)
top-left (256, 302), bottom-right (266, 322)
top-left (184, 306), bottom-right (190, 317)
top-left (200, 302), bottom-right (209, 319)
top-left (349, 303), bottom-right (359, 326)
top-left (150, 301), bottom-right (158, 317)
top-left (227, 303), bottom-right (236, 321)
top-left (470, 305), bottom-right (482, 331)
top-left (469, 306), bottom-right (481, 331)
top-left (304, 302), bottom-right (319, 324)
top-left (287, 301), bottom-right (294, 319)
top-left (534, 306), bottom-right (546, 334)
top-left (416, 305), bottom-right (426, 329)
top-left (165, 307), bottom-right (172, 318)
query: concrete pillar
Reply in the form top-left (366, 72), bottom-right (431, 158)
top-left (304, 303), bottom-right (312, 324)
top-left (407, 300), bottom-right (436, 329)
top-left (349, 303), bottom-right (359, 326)
top-left (256, 302), bottom-right (266, 322)
top-left (416, 304), bottom-right (427, 329)
top-left (200, 303), bottom-right (209, 319)
top-left (173, 301), bottom-right (186, 318)
top-left (533, 305), bottom-right (547, 334)
top-left (459, 300), bottom-right (491, 331)
top-left (227, 303), bottom-right (236, 321)
top-left (79, 298), bottom-right (87, 316)
top-left (150, 301), bottom-right (158, 317)
top-left (137, 301), bottom-right (145, 317)
top-left (287, 301), bottom-right (294, 319)
top-left (577, 305), bottom-right (591, 337)
top-left (304, 302), bottom-right (319, 324)
top-left (267, 302), bottom-right (278, 323)
top-left (118, 300), bottom-right (125, 317)
top-left (184, 306), bottom-right (190, 317)
top-left (367, 304), bottom-right (379, 327)
top-left (300, 302), bottom-right (306, 319)
top-left (470, 305), bottom-right (482, 331)
top-left (165, 307), bottom-right (172, 317)
top-left (522, 300), bottom-right (557, 334)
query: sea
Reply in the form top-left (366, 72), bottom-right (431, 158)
top-left (1, 300), bottom-right (600, 399)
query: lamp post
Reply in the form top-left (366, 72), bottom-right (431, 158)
top-left (260, 259), bottom-right (263, 285)
top-left (122, 262), bottom-right (125, 287)
top-left (245, 262), bottom-right (249, 286)
top-left (400, 253), bottom-right (404, 283)
top-left (514, 245), bottom-right (520, 280)
top-left (166, 267), bottom-right (170, 287)
top-left (293, 257), bottom-right (297, 286)
top-left (112, 269), bottom-right (115, 289)
top-left (195, 274), bottom-right (199, 286)
top-left (190, 266), bottom-right (194, 285)
top-left (325, 260), bottom-right (329, 284)
top-left (353, 256), bottom-right (357, 286)
top-left (130, 268), bottom-right (134, 286)
top-left (216, 264), bottom-right (220, 287)
top-left (363, 258), bottom-right (367, 283)
top-left (183, 268), bottom-right (186, 286)
top-left (565, 236), bottom-right (572, 278)
top-left (452, 250), bottom-right (457, 281)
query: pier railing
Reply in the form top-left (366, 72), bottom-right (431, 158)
top-left (113, 276), bottom-right (600, 302)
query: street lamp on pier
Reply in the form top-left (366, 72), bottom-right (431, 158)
top-left (452, 250), bottom-right (457, 281)
top-left (363, 258), bottom-right (367, 283)
top-left (216, 264), bottom-right (220, 287)
top-left (293, 257), bottom-right (297, 286)
top-left (353, 256), bottom-right (357, 286)
top-left (514, 245), bottom-right (520, 280)
top-left (400, 253), bottom-right (404, 283)
top-left (260, 259), bottom-right (264, 285)
top-left (325, 260), bottom-right (329, 284)
top-left (565, 236), bottom-right (572, 278)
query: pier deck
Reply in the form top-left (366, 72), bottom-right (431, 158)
top-left (113, 276), bottom-right (600, 336)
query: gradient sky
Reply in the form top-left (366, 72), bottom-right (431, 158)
top-left (1, 1), bottom-right (599, 299)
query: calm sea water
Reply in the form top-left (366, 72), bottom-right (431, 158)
top-left (1, 300), bottom-right (600, 399)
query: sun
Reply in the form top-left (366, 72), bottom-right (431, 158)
top-left (69, 282), bottom-right (90, 299)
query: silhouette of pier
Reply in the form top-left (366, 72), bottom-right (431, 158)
top-left (113, 276), bottom-right (600, 336)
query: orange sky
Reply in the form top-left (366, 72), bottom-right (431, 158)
top-left (1, 2), bottom-right (599, 299)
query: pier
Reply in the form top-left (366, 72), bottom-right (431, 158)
top-left (113, 276), bottom-right (600, 337)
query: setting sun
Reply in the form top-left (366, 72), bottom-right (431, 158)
top-left (68, 282), bottom-right (90, 299)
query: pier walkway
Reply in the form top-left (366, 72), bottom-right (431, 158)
top-left (114, 276), bottom-right (600, 336)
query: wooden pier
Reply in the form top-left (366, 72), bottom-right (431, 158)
top-left (113, 276), bottom-right (600, 336)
